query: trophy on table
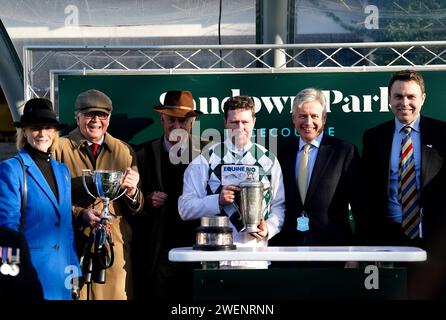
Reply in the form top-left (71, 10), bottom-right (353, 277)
top-left (81, 169), bottom-right (127, 224)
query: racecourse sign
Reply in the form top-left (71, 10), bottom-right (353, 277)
top-left (58, 70), bottom-right (446, 150)
top-left (160, 86), bottom-right (390, 115)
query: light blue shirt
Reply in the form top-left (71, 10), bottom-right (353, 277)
top-left (388, 116), bottom-right (421, 223)
top-left (295, 132), bottom-right (324, 188)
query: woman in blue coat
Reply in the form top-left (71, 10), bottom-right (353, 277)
top-left (0, 98), bottom-right (80, 300)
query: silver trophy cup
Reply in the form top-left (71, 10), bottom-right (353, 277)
top-left (82, 169), bottom-right (127, 221)
top-left (239, 180), bottom-right (264, 232)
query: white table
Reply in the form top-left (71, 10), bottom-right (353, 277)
top-left (169, 246), bottom-right (426, 299)
top-left (169, 246), bottom-right (426, 263)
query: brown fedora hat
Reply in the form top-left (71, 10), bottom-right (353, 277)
top-left (154, 90), bottom-right (203, 118)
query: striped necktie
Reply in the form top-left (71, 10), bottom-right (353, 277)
top-left (398, 126), bottom-right (420, 239)
top-left (297, 143), bottom-right (311, 204)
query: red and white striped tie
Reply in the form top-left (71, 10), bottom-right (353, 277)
top-left (398, 127), bottom-right (420, 239)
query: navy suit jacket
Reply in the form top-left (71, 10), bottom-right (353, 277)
top-left (273, 134), bottom-right (361, 246)
top-left (361, 116), bottom-right (446, 252)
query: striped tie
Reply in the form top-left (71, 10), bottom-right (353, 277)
top-left (398, 127), bottom-right (420, 239)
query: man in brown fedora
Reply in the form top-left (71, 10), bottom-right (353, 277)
top-left (133, 90), bottom-right (204, 300)
top-left (53, 89), bottom-right (144, 300)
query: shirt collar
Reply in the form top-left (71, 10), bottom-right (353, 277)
top-left (299, 132), bottom-right (324, 151)
top-left (224, 138), bottom-right (253, 154)
top-left (86, 136), bottom-right (104, 146)
top-left (24, 142), bottom-right (52, 161)
top-left (395, 115), bottom-right (420, 133)
top-left (163, 135), bottom-right (188, 153)
top-left (163, 135), bottom-right (174, 152)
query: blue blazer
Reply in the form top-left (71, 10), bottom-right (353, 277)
top-left (0, 148), bottom-right (80, 300)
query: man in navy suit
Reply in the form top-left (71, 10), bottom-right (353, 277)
top-left (362, 70), bottom-right (446, 248)
top-left (361, 70), bottom-right (446, 298)
top-left (273, 88), bottom-right (361, 268)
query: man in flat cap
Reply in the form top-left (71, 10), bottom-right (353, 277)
top-left (53, 89), bottom-right (143, 300)
top-left (133, 90), bottom-right (204, 300)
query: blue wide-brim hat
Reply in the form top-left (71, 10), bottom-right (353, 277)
top-left (13, 98), bottom-right (68, 129)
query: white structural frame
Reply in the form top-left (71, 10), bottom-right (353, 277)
top-left (23, 41), bottom-right (446, 105)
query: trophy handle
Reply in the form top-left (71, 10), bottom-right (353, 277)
top-left (112, 187), bottom-right (128, 202)
top-left (82, 169), bottom-right (97, 200)
top-left (109, 170), bottom-right (130, 201)
top-left (231, 202), bottom-right (243, 221)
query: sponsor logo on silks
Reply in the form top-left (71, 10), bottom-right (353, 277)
top-left (0, 246), bottom-right (20, 277)
top-left (221, 165), bottom-right (259, 186)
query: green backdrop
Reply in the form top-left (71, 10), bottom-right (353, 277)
top-left (58, 70), bottom-right (446, 151)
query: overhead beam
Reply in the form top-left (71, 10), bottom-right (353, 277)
top-left (0, 19), bottom-right (24, 122)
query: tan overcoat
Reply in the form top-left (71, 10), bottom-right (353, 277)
top-left (53, 128), bottom-right (143, 300)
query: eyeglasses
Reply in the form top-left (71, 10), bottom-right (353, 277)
top-left (82, 112), bottom-right (109, 120)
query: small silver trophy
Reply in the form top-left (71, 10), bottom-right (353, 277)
top-left (193, 216), bottom-right (236, 251)
top-left (239, 180), bottom-right (264, 232)
top-left (82, 169), bottom-right (127, 222)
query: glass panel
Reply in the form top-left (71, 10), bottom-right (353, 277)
top-left (294, 0), bottom-right (446, 43)
top-left (0, 0), bottom-right (256, 62)
top-left (293, 0), bottom-right (446, 66)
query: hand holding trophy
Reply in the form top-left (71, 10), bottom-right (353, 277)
top-left (239, 180), bottom-right (264, 233)
top-left (80, 169), bottom-right (127, 284)
top-left (81, 169), bottom-right (127, 224)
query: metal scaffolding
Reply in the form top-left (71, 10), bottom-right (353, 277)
top-left (24, 41), bottom-right (446, 105)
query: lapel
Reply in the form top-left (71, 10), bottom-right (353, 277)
top-left (51, 158), bottom-right (69, 210)
top-left (69, 128), bottom-right (95, 170)
top-left (18, 150), bottom-right (61, 218)
top-left (380, 121), bottom-right (395, 195)
top-left (152, 138), bottom-right (165, 192)
top-left (305, 134), bottom-right (336, 204)
top-left (420, 116), bottom-right (443, 189)
top-left (285, 138), bottom-right (301, 207)
top-left (149, 136), bottom-right (179, 276)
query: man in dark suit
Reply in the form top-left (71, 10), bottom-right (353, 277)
top-left (361, 70), bottom-right (446, 298)
top-left (132, 90), bottom-right (203, 300)
top-left (0, 226), bottom-right (43, 300)
top-left (272, 88), bottom-right (361, 267)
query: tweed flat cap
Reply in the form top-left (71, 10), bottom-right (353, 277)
top-left (75, 89), bottom-right (113, 114)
